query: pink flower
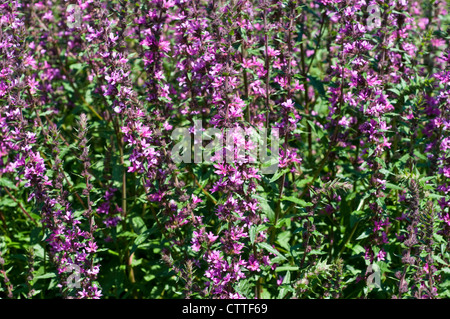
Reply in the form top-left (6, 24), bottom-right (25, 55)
top-left (267, 47), bottom-right (280, 57)
top-left (377, 249), bottom-right (386, 262)
top-left (85, 241), bottom-right (98, 253)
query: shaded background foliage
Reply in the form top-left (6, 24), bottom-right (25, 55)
top-left (0, 0), bottom-right (449, 299)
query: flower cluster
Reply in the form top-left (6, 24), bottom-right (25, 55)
top-left (0, 0), bottom-right (449, 300)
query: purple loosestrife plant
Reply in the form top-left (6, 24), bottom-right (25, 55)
top-left (0, 0), bottom-right (449, 300)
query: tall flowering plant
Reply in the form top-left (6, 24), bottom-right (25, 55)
top-left (0, 0), bottom-right (449, 299)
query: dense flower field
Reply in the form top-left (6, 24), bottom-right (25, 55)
top-left (0, 0), bottom-right (449, 299)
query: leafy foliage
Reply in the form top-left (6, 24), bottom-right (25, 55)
top-left (0, 0), bottom-right (449, 299)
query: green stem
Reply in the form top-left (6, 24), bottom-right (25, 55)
top-left (4, 187), bottom-right (38, 226)
top-left (263, 9), bottom-right (271, 131)
top-left (240, 36), bottom-right (250, 123)
top-left (337, 221), bottom-right (359, 258)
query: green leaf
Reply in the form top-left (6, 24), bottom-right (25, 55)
top-left (309, 249), bottom-right (328, 255)
top-left (385, 182), bottom-right (403, 191)
top-left (130, 227), bottom-right (157, 255)
top-left (281, 196), bottom-right (313, 207)
top-left (0, 178), bottom-right (18, 190)
top-left (30, 227), bottom-right (43, 245)
top-left (256, 196), bottom-right (275, 223)
top-left (388, 88), bottom-right (401, 96)
top-left (0, 198), bottom-right (17, 207)
top-left (276, 231), bottom-right (291, 251)
top-left (249, 225), bottom-right (257, 246)
top-left (35, 272), bottom-right (57, 280)
top-left (117, 231), bottom-right (137, 239)
top-left (258, 242), bottom-right (287, 260)
top-left (275, 265), bottom-right (299, 272)
top-left (269, 168), bottom-right (289, 183)
top-left (356, 230), bottom-right (371, 241)
top-left (413, 150), bottom-right (427, 161)
top-left (107, 249), bottom-right (120, 256)
top-left (277, 270), bottom-right (292, 299)
top-left (131, 216), bottom-right (147, 234)
top-left (433, 255), bottom-right (448, 266)
top-left (427, 193), bottom-right (444, 199)
top-left (379, 168), bottom-right (394, 176)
